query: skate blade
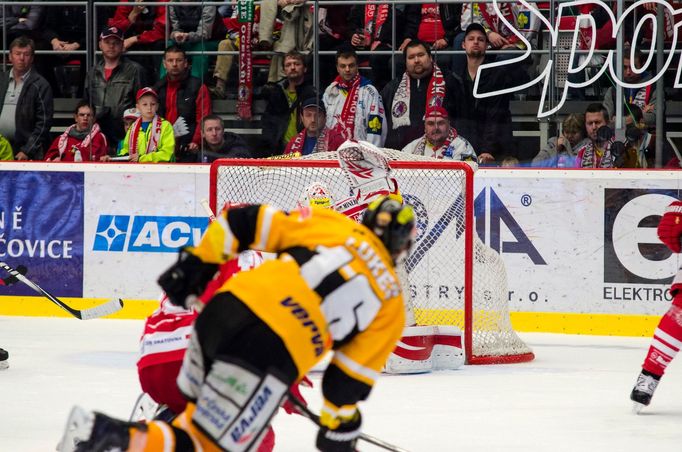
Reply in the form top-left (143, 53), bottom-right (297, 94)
top-left (632, 402), bottom-right (646, 414)
top-left (56, 406), bottom-right (94, 452)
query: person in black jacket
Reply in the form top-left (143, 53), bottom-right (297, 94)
top-left (381, 40), bottom-right (456, 150)
top-left (0, 36), bottom-right (53, 160)
top-left (256, 51), bottom-right (317, 157)
top-left (347, 5), bottom-right (405, 92)
top-left (200, 114), bottom-right (251, 161)
top-left (401, 2), bottom-right (461, 69)
top-left (448, 24), bottom-right (517, 164)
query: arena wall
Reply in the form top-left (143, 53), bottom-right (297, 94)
top-left (0, 163), bottom-right (679, 336)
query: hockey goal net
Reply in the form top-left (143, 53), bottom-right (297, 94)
top-left (209, 149), bottom-right (533, 365)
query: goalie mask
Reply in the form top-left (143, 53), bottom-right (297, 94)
top-left (298, 181), bottom-right (334, 209)
top-left (362, 195), bottom-right (416, 262)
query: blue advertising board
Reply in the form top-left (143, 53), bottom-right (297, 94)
top-left (0, 171), bottom-right (84, 297)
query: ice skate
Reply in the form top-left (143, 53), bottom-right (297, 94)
top-left (630, 370), bottom-right (660, 414)
top-left (0, 348), bottom-right (8, 370)
top-left (57, 406), bottom-right (95, 452)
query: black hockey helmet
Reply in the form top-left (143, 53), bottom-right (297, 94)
top-left (362, 195), bottom-right (416, 262)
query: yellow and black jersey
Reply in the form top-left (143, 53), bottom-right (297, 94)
top-left (187, 204), bottom-right (405, 411)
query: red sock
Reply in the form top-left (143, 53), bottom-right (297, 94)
top-left (642, 298), bottom-right (682, 377)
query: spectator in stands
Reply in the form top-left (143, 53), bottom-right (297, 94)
top-left (166, 0), bottom-right (227, 80)
top-left (381, 39), bottom-right (454, 150)
top-left (449, 24), bottom-right (516, 165)
top-left (532, 113), bottom-right (587, 168)
top-left (0, 135), bottom-right (12, 160)
top-left (108, 0), bottom-right (168, 81)
top-left (323, 49), bottom-right (386, 150)
top-left (317, 5), bottom-right (351, 87)
top-left (155, 45), bottom-right (212, 162)
top-left (402, 106), bottom-right (476, 160)
top-left (44, 100), bottom-right (108, 162)
top-left (284, 97), bottom-right (329, 155)
top-left (259, 0), bottom-right (313, 82)
top-left (0, 3), bottom-right (44, 49)
top-left (347, 4), bottom-right (402, 92)
top-left (108, 107), bottom-right (141, 158)
top-left (257, 51), bottom-right (316, 156)
top-left (603, 49), bottom-right (657, 130)
top-left (200, 114), bottom-right (251, 161)
top-left (451, 1), bottom-right (540, 74)
top-left (85, 26), bottom-right (145, 150)
top-left (118, 87), bottom-right (175, 162)
top-left (39, 4), bottom-right (88, 97)
top-left (402, 2), bottom-right (461, 69)
top-left (0, 36), bottom-right (53, 160)
top-left (574, 103), bottom-right (615, 168)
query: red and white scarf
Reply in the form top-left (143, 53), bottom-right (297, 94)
top-left (391, 64), bottom-right (446, 129)
top-left (364, 5), bottom-right (389, 42)
top-left (57, 123), bottom-right (101, 160)
top-left (284, 129), bottom-right (307, 155)
top-left (415, 127), bottom-right (457, 159)
top-left (129, 116), bottom-right (162, 158)
top-left (478, 3), bottom-right (519, 46)
top-left (329, 74), bottom-right (362, 148)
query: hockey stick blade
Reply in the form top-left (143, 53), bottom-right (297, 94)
top-left (0, 262), bottom-right (123, 320)
top-left (286, 391), bottom-right (411, 452)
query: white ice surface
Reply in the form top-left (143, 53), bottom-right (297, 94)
top-left (1, 316), bottom-right (681, 452)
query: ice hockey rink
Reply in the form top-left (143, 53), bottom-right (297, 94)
top-left (1, 316), bottom-right (681, 452)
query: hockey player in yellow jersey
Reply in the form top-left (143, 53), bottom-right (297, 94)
top-left (58, 195), bottom-right (416, 452)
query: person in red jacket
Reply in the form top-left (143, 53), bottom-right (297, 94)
top-left (44, 100), bottom-right (108, 162)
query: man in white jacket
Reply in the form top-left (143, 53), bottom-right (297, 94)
top-left (323, 49), bottom-right (386, 151)
top-left (402, 106), bottom-right (476, 161)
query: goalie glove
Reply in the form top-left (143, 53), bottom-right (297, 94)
top-left (316, 406), bottom-right (361, 452)
top-left (658, 201), bottom-right (682, 254)
top-left (157, 249), bottom-right (219, 308)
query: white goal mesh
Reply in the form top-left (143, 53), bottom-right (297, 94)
top-left (209, 149), bottom-right (533, 364)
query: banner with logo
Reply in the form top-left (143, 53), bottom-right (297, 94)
top-left (83, 168), bottom-right (210, 299)
top-left (474, 170), bottom-right (682, 316)
top-left (0, 170), bottom-right (84, 297)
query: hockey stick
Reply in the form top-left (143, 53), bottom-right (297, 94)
top-left (0, 262), bottom-right (123, 320)
top-left (200, 198), bottom-right (216, 222)
top-left (286, 391), bottom-right (411, 452)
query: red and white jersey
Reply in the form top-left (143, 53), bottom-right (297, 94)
top-left (137, 250), bottom-right (267, 371)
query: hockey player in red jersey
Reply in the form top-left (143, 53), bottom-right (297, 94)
top-left (631, 200), bottom-right (682, 412)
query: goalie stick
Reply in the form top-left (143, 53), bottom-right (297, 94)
top-left (285, 391), bottom-right (411, 452)
top-left (0, 262), bottom-right (123, 320)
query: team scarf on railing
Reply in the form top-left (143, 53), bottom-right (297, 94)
top-left (331, 73), bottom-right (362, 142)
top-left (415, 127), bottom-right (457, 159)
top-left (237, 0), bottom-right (254, 120)
top-left (128, 116), bottom-right (162, 158)
top-left (364, 4), bottom-right (389, 42)
top-left (57, 123), bottom-right (101, 159)
top-left (391, 64), bottom-right (445, 129)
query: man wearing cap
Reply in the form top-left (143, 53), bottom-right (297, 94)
top-left (323, 48), bottom-right (386, 151)
top-left (284, 97), bottom-right (329, 155)
top-left (85, 26), bottom-right (145, 153)
top-left (402, 106), bottom-right (476, 161)
top-left (0, 36), bottom-right (53, 160)
top-left (449, 23), bottom-right (516, 164)
top-left (381, 39), bottom-right (456, 150)
top-left (117, 87), bottom-right (175, 162)
top-left (154, 45), bottom-right (212, 163)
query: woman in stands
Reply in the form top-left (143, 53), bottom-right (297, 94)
top-left (44, 100), bottom-right (109, 162)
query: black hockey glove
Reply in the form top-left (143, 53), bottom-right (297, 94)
top-left (157, 249), bottom-right (218, 308)
top-left (0, 265), bottom-right (26, 286)
top-left (316, 410), bottom-right (361, 452)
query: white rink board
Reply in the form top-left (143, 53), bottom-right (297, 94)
top-left (0, 163), bottom-right (680, 317)
top-left (475, 169), bottom-right (682, 315)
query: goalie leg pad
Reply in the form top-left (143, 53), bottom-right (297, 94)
top-left (192, 357), bottom-right (288, 452)
top-left (384, 326), bottom-right (464, 374)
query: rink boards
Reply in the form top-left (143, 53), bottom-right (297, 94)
top-left (0, 163), bottom-right (679, 336)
